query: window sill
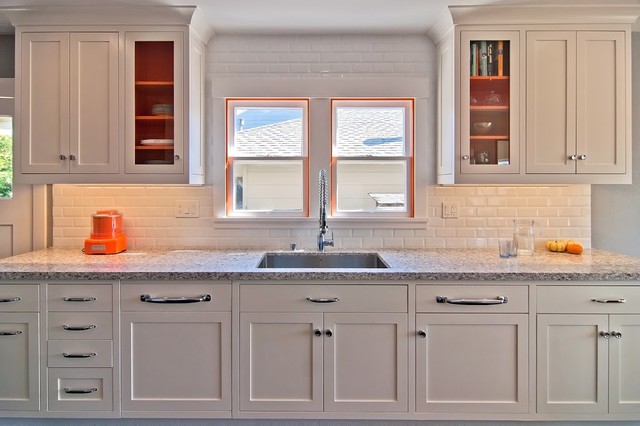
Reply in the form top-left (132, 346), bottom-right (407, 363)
top-left (212, 216), bottom-right (428, 229)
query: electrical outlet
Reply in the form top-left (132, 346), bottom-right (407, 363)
top-left (442, 202), bottom-right (459, 219)
top-left (175, 200), bottom-right (200, 218)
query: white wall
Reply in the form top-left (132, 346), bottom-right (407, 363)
top-left (52, 34), bottom-right (592, 251)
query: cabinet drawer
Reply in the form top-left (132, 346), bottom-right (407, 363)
top-left (48, 367), bottom-right (113, 412)
top-left (240, 285), bottom-right (407, 312)
top-left (48, 340), bottom-right (113, 367)
top-left (0, 285), bottom-right (39, 312)
top-left (48, 312), bottom-right (113, 340)
top-left (121, 282), bottom-right (231, 312)
top-left (47, 284), bottom-right (113, 311)
top-left (416, 285), bottom-right (528, 313)
top-left (537, 286), bottom-right (640, 313)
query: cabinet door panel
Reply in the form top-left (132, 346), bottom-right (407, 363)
top-left (537, 314), bottom-right (608, 413)
top-left (239, 312), bottom-right (323, 412)
top-left (416, 313), bottom-right (528, 413)
top-left (122, 311), bottom-right (230, 412)
top-left (609, 315), bottom-right (640, 413)
top-left (0, 312), bottom-right (39, 411)
top-left (324, 313), bottom-right (408, 412)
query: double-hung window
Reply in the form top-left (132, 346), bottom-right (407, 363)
top-left (225, 99), bottom-right (309, 217)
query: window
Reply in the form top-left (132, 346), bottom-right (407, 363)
top-left (332, 99), bottom-right (413, 217)
top-left (0, 115), bottom-right (11, 199)
top-left (226, 99), bottom-right (309, 217)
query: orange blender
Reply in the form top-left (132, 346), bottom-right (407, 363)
top-left (84, 210), bottom-right (127, 254)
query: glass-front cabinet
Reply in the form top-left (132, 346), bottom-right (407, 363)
top-left (125, 32), bottom-right (184, 174)
top-left (460, 31), bottom-right (519, 174)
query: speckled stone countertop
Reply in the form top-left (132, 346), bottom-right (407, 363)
top-left (1, 247), bottom-right (639, 282)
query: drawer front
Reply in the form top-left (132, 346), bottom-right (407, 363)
top-left (538, 286), bottom-right (640, 313)
top-left (48, 312), bottom-right (113, 340)
top-left (121, 282), bottom-right (231, 312)
top-left (0, 285), bottom-right (39, 312)
top-left (48, 367), bottom-right (113, 412)
top-left (416, 285), bottom-right (528, 313)
top-left (48, 340), bottom-right (113, 367)
top-left (47, 284), bottom-right (113, 312)
top-left (240, 285), bottom-right (408, 313)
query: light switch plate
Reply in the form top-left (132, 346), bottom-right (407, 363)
top-left (175, 200), bottom-right (200, 218)
top-left (442, 202), bottom-right (458, 219)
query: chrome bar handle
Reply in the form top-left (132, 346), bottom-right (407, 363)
top-left (0, 297), bottom-right (21, 303)
top-left (63, 297), bottom-right (97, 302)
top-left (436, 296), bottom-right (508, 305)
top-left (0, 331), bottom-right (22, 336)
top-left (63, 324), bottom-right (97, 331)
top-left (140, 294), bottom-right (212, 303)
top-left (600, 331), bottom-right (610, 339)
top-left (591, 298), bottom-right (626, 304)
top-left (64, 387), bottom-right (98, 394)
top-left (306, 297), bottom-right (340, 304)
top-left (63, 352), bottom-right (96, 358)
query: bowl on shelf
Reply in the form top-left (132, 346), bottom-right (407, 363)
top-left (151, 104), bottom-right (173, 116)
top-left (473, 121), bottom-right (493, 134)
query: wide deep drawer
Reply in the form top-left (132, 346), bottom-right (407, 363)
top-left (0, 285), bottom-right (39, 312)
top-left (48, 340), bottom-right (113, 367)
top-left (538, 285), bottom-right (640, 313)
top-left (121, 282), bottom-right (231, 312)
top-left (48, 367), bottom-right (113, 412)
top-left (48, 312), bottom-right (113, 340)
top-left (416, 285), bottom-right (528, 313)
top-left (47, 284), bottom-right (113, 312)
top-left (240, 285), bottom-right (407, 312)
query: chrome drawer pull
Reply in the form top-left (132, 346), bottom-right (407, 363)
top-left (63, 387), bottom-right (98, 394)
top-left (63, 297), bottom-right (97, 302)
top-left (63, 352), bottom-right (96, 358)
top-left (140, 294), bottom-right (212, 303)
top-left (63, 324), bottom-right (97, 331)
top-left (0, 331), bottom-right (22, 336)
top-left (591, 298), bottom-right (626, 304)
top-left (306, 297), bottom-right (340, 304)
top-left (0, 297), bottom-right (21, 303)
top-left (436, 296), bottom-right (508, 305)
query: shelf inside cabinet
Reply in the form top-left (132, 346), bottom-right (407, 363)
top-left (135, 145), bottom-right (174, 150)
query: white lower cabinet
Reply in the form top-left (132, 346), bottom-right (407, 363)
top-left (537, 286), bottom-right (640, 414)
top-left (415, 285), bottom-right (529, 414)
top-left (120, 282), bottom-right (231, 417)
top-left (238, 284), bottom-right (408, 414)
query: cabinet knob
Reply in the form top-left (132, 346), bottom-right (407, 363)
top-left (325, 329), bottom-right (333, 337)
top-left (600, 331), bottom-right (610, 339)
top-left (69, 154), bottom-right (76, 161)
top-left (314, 329), bottom-right (322, 337)
top-left (612, 331), bottom-right (623, 339)
top-left (569, 154), bottom-right (577, 160)
top-left (59, 154), bottom-right (67, 160)
top-left (174, 154), bottom-right (181, 160)
top-left (462, 155), bottom-right (470, 160)
top-left (578, 154), bottom-right (587, 160)
top-left (417, 330), bottom-right (427, 338)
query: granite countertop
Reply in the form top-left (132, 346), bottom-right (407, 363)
top-left (1, 247), bottom-right (639, 282)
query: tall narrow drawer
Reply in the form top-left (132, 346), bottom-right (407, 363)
top-left (48, 340), bottom-right (113, 367)
top-left (416, 285), bottom-right (528, 313)
top-left (48, 312), bottom-right (113, 340)
top-left (240, 285), bottom-right (408, 312)
top-left (0, 285), bottom-right (39, 312)
top-left (121, 282), bottom-right (231, 312)
top-left (538, 286), bottom-right (640, 313)
top-left (48, 367), bottom-right (113, 412)
top-left (47, 284), bottom-right (113, 311)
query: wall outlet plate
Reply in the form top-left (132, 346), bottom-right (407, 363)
top-left (175, 200), bottom-right (200, 218)
top-left (442, 202), bottom-right (458, 219)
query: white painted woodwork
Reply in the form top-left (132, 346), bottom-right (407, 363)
top-left (416, 285), bottom-right (528, 313)
top-left (609, 315), bottom-right (640, 413)
top-left (189, 33), bottom-right (205, 181)
top-left (537, 314), bottom-right (608, 413)
top-left (48, 312), bottom-right (113, 340)
top-left (527, 31), bottom-right (626, 175)
top-left (537, 285), bottom-right (640, 314)
top-left (47, 284), bottom-right (113, 311)
top-left (416, 313), bottom-right (528, 413)
top-left (436, 36), bottom-right (455, 184)
top-left (47, 340), bottom-right (113, 368)
top-left (0, 312), bottom-right (40, 411)
top-left (121, 311), bottom-right (231, 413)
top-left (47, 367), bottom-right (113, 412)
top-left (323, 312), bottom-right (408, 412)
top-left (0, 285), bottom-right (40, 312)
top-left (239, 312), bottom-right (324, 412)
top-left (120, 281), bottom-right (231, 312)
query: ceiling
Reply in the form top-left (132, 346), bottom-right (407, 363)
top-left (0, 0), bottom-right (638, 35)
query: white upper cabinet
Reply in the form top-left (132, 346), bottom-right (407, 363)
top-left (430, 5), bottom-right (637, 184)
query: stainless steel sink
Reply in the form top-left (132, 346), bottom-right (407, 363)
top-left (257, 252), bottom-right (388, 269)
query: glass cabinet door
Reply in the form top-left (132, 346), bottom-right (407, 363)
top-left (460, 31), bottom-right (519, 174)
top-left (125, 32), bottom-right (183, 173)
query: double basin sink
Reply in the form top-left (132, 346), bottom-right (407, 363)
top-left (257, 252), bottom-right (388, 269)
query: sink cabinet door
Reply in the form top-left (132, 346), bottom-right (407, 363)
top-left (607, 315), bottom-right (640, 414)
top-left (416, 313), bottom-right (528, 414)
top-left (323, 312), bottom-right (408, 412)
top-left (239, 312), bottom-right (323, 412)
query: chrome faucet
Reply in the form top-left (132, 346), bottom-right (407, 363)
top-left (318, 169), bottom-right (334, 251)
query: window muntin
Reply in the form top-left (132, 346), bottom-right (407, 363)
top-left (226, 99), bottom-right (309, 216)
top-left (332, 99), bottom-right (413, 216)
